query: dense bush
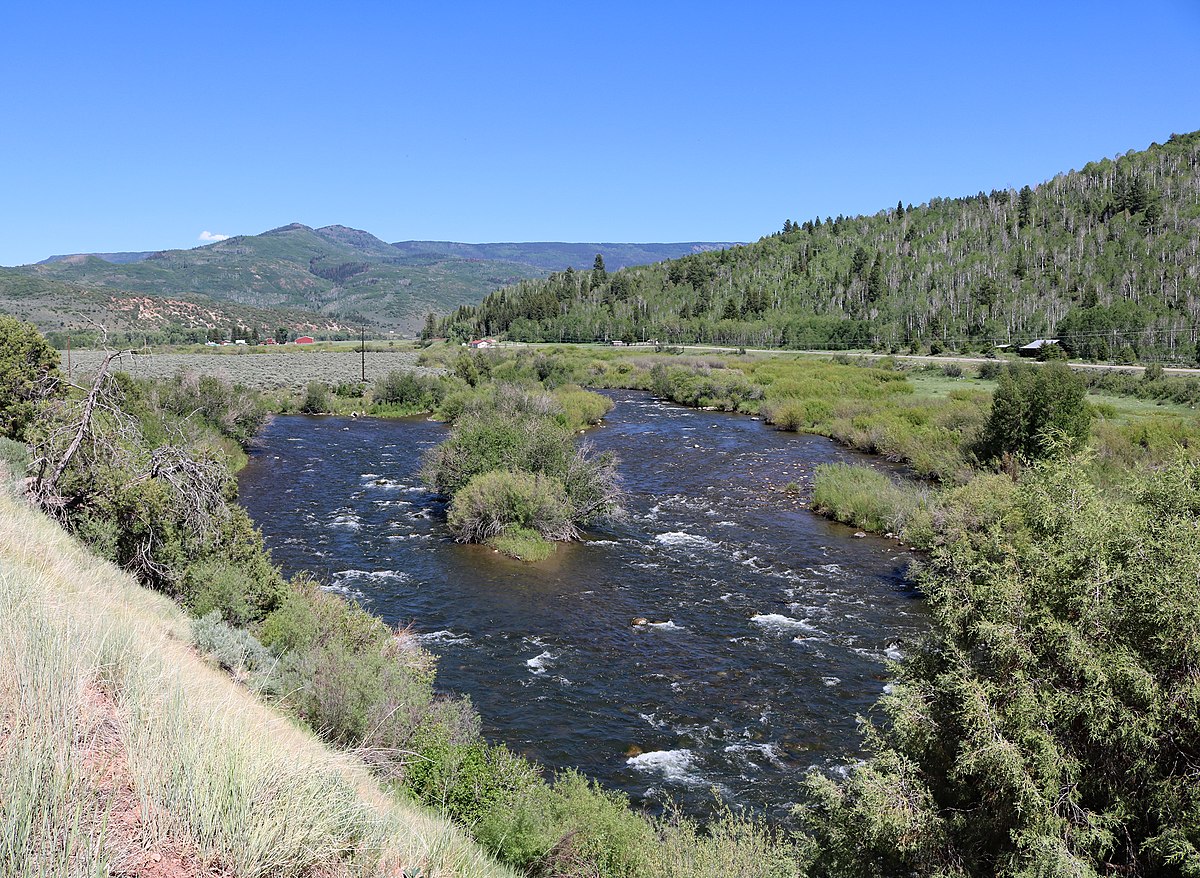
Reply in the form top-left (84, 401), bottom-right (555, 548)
top-left (372, 369), bottom-right (447, 412)
top-left (299, 380), bottom-right (333, 413)
top-left (423, 384), bottom-right (622, 533)
top-left (447, 470), bottom-right (576, 543)
top-left (0, 316), bottom-right (60, 441)
top-left (180, 553), bottom-right (287, 626)
top-left (801, 454), bottom-right (1200, 877)
top-left (976, 362), bottom-right (1093, 462)
top-left (156, 369), bottom-right (268, 442)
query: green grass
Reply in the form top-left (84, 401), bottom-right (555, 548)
top-left (811, 463), bottom-right (931, 535)
top-left (487, 527), bottom-right (556, 562)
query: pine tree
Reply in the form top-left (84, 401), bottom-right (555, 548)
top-left (420, 312), bottom-right (438, 340)
top-left (1017, 185), bottom-right (1034, 228)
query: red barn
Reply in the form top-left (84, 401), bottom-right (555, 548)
top-left (294, 336), bottom-right (315, 344)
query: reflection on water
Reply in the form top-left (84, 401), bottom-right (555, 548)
top-left (238, 390), bottom-right (927, 818)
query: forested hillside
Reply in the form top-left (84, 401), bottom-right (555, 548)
top-left (441, 131), bottom-right (1200, 362)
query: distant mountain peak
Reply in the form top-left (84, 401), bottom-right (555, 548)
top-left (262, 222), bottom-right (314, 235)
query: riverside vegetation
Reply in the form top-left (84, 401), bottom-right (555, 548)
top-left (0, 318), bottom-right (802, 877)
top-left (6, 319), bottom-right (1200, 876)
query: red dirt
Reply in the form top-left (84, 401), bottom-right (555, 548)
top-left (78, 684), bottom-right (229, 878)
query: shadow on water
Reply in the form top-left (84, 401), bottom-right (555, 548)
top-left (238, 390), bottom-right (927, 820)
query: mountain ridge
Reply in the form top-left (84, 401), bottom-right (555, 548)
top-left (13, 228), bottom-right (738, 334)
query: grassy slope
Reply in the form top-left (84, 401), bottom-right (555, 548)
top-left (0, 490), bottom-right (515, 878)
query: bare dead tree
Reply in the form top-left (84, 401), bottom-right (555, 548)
top-left (27, 339), bottom-right (232, 587)
top-left (29, 347), bottom-right (139, 511)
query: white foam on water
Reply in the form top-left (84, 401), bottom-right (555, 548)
top-left (723, 742), bottom-right (785, 766)
top-left (417, 630), bottom-right (471, 646)
top-left (654, 531), bottom-right (719, 550)
top-left (329, 513), bottom-right (362, 530)
top-left (885, 642), bottom-right (905, 661)
top-left (360, 472), bottom-right (381, 479)
top-left (751, 613), bottom-right (819, 633)
top-left (639, 712), bottom-right (670, 730)
top-left (332, 569), bottom-right (410, 586)
top-left (822, 676), bottom-right (841, 687)
top-left (526, 651), bottom-right (555, 675)
top-left (626, 749), bottom-right (704, 786)
top-left (647, 620), bottom-right (683, 631)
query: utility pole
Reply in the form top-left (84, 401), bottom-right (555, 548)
top-left (360, 325), bottom-right (366, 382)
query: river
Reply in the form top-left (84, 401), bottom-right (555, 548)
top-left (237, 390), bottom-right (926, 819)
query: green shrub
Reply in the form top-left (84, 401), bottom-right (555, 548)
top-left (300, 381), bottom-right (333, 413)
top-left (649, 805), bottom-right (807, 878)
top-left (192, 610), bottom-right (276, 683)
top-left (157, 369), bottom-right (267, 442)
top-left (0, 317), bottom-right (60, 441)
top-left (448, 471), bottom-right (576, 543)
top-left (553, 385), bottom-right (614, 430)
top-left (180, 559), bottom-right (281, 626)
top-left (372, 370), bottom-right (445, 412)
top-left (976, 362), bottom-right (1092, 462)
top-left (801, 455), bottom-right (1200, 877)
top-left (977, 360), bottom-right (1004, 380)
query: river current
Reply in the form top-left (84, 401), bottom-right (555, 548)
top-left (238, 390), bottom-right (926, 818)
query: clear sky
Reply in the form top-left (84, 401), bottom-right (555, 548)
top-left (2, 1), bottom-right (1198, 266)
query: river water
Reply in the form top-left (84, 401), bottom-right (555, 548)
top-left (238, 390), bottom-right (926, 818)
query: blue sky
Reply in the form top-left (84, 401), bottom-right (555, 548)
top-left (2, 1), bottom-right (1198, 265)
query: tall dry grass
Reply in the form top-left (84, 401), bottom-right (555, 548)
top-left (0, 492), bottom-right (517, 878)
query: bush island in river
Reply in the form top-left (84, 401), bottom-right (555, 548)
top-left (423, 381), bottom-right (622, 559)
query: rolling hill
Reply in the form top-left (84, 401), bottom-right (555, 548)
top-left (441, 131), bottom-right (1200, 363)
top-left (9, 226), bottom-right (737, 335)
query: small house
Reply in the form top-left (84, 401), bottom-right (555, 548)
top-left (295, 336), bottom-right (315, 344)
top-left (264, 338), bottom-right (277, 345)
top-left (1019, 339), bottom-right (1058, 357)
top-left (469, 338), bottom-right (496, 349)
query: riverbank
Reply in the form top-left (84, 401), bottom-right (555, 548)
top-left (0, 485), bottom-right (514, 878)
